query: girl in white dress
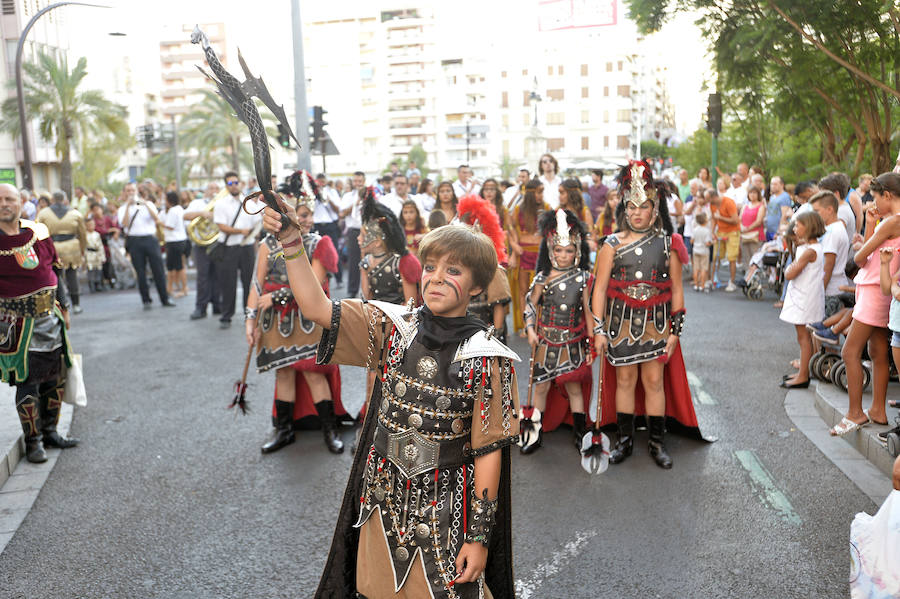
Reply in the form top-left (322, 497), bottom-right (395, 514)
top-left (780, 211), bottom-right (827, 388)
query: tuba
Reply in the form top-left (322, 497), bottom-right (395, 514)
top-left (186, 188), bottom-right (228, 246)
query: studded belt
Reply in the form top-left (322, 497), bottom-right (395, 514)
top-left (0, 288), bottom-right (56, 318)
top-left (373, 424), bottom-right (471, 478)
top-left (622, 283), bottom-right (661, 301)
top-left (537, 324), bottom-right (585, 345)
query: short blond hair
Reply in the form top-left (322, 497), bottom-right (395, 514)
top-left (417, 225), bottom-right (497, 291)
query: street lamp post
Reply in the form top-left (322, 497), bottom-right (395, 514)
top-left (15, 2), bottom-right (108, 191)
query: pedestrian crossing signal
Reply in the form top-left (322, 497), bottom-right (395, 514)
top-left (277, 124), bottom-right (291, 148)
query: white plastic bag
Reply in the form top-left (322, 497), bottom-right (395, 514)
top-left (62, 353), bottom-right (87, 407)
top-left (850, 489), bottom-right (900, 598)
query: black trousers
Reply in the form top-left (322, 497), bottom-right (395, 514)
top-left (193, 244), bottom-right (220, 313)
top-left (219, 244), bottom-right (254, 322)
top-left (344, 227), bottom-right (361, 297)
top-left (126, 235), bottom-right (169, 304)
top-left (315, 221), bottom-right (343, 283)
top-left (64, 267), bottom-right (79, 306)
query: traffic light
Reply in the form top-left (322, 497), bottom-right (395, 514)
top-left (706, 93), bottom-right (722, 135)
top-left (277, 124), bottom-right (291, 148)
top-left (311, 105), bottom-right (328, 142)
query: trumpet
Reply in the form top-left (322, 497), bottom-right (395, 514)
top-left (186, 188), bottom-right (228, 246)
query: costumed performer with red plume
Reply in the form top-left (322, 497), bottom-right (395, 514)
top-left (591, 160), bottom-right (710, 470)
top-left (246, 170), bottom-right (346, 455)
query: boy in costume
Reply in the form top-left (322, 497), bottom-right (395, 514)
top-left (591, 161), bottom-right (708, 470)
top-left (263, 202), bottom-right (520, 599)
top-left (521, 209), bottom-right (594, 454)
top-left (0, 184), bottom-right (78, 463)
top-left (246, 171), bottom-right (346, 454)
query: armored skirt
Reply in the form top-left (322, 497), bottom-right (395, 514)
top-left (529, 268), bottom-right (593, 384)
top-left (314, 299), bottom-right (520, 599)
top-left (602, 233), bottom-right (673, 366)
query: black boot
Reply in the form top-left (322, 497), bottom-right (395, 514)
top-left (261, 400), bottom-right (296, 454)
top-left (315, 400), bottom-right (344, 454)
top-left (609, 412), bottom-right (634, 464)
top-left (648, 416), bottom-right (673, 469)
top-left (572, 412), bottom-right (588, 449)
top-left (16, 394), bottom-right (47, 463)
top-left (40, 385), bottom-right (78, 449)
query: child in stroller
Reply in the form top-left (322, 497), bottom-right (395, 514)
top-left (740, 237), bottom-right (789, 300)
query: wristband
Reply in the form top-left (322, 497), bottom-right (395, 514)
top-left (464, 489), bottom-right (498, 546)
top-left (244, 307), bottom-right (258, 320)
top-left (669, 309), bottom-right (685, 337)
top-left (281, 236), bottom-right (302, 248)
top-left (284, 246), bottom-right (305, 261)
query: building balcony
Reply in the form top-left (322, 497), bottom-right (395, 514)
top-left (388, 88), bottom-right (427, 100)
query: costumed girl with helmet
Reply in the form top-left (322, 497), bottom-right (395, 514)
top-left (591, 160), bottom-right (711, 470)
top-left (246, 170), bottom-right (347, 455)
top-left (520, 209), bottom-right (594, 454)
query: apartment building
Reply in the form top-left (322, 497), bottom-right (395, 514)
top-left (159, 22), bottom-right (227, 118)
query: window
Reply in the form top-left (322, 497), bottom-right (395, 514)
top-left (548, 65), bottom-right (553, 76)
top-left (502, 114), bottom-right (509, 127)
top-left (547, 112), bottom-right (565, 125)
top-left (606, 62), bottom-right (613, 72)
top-left (617, 85), bottom-right (630, 97)
top-left (581, 86), bottom-right (589, 98)
top-left (617, 61), bottom-right (623, 71)
top-left (502, 91), bottom-right (508, 108)
top-left (617, 135), bottom-right (630, 149)
top-left (603, 110), bottom-right (609, 122)
top-left (558, 65), bottom-right (564, 75)
top-left (501, 71), bottom-right (507, 78)
top-left (604, 136), bottom-right (609, 148)
top-left (617, 109), bottom-right (632, 122)
top-left (2, 0), bottom-right (14, 15)
top-left (581, 137), bottom-right (589, 150)
top-left (581, 110), bottom-right (590, 124)
top-left (523, 91), bottom-right (531, 107)
top-left (548, 138), bottom-right (564, 151)
top-left (603, 86), bottom-right (609, 97)
top-left (581, 64), bottom-right (588, 76)
top-left (547, 89), bottom-right (564, 101)
top-left (522, 68), bottom-right (528, 75)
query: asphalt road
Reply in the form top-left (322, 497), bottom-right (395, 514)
top-left (0, 282), bottom-right (876, 598)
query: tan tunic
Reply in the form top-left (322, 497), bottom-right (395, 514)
top-left (37, 206), bottom-right (86, 269)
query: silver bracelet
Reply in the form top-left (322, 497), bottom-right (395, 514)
top-left (244, 307), bottom-right (258, 320)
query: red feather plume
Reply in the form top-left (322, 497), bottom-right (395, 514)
top-left (456, 194), bottom-right (508, 264)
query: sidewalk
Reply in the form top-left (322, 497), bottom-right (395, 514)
top-left (0, 384), bottom-right (73, 554)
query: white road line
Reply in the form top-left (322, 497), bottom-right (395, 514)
top-left (515, 530), bottom-right (597, 599)
top-left (686, 371), bottom-right (717, 405)
top-left (735, 450), bottom-right (802, 525)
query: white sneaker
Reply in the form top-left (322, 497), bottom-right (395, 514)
top-left (725, 281), bottom-right (737, 292)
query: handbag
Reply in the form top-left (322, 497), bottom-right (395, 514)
top-left (741, 230), bottom-right (760, 242)
top-left (206, 201), bottom-right (242, 262)
top-left (63, 353), bottom-right (87, 407)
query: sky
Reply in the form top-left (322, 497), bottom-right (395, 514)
top-left (63, 0), bottom-right (711, 134)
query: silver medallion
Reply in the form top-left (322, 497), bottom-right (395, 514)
top-left (395, 546), bottom-right (409, 561)
top-left (380, 399), bottom-right (389, 413)
top-left (635, 270), bottom-right (643, 279)
top-left (416, 356), bottom-right (438, 379)
top-left (374, 487), bottom-right (386, 501)
top-left (560, 304), bottom-right (568, 310)
top-left (634, 247), bottom-right (643, 256)
top-left (575, 275), bottom-right (583, 283)
top-left (385, 266), bottom-right (392, 273)
top-left (451, 418), bottom-right (464, 434)
top-left (416, 523), bottom-right (430, 538)
top-left (408, 413), bottom-right (423, 428)
top-left (404, 443), bottom-right (420, 461)
top-left (436, 395), bottom-right (451, 410)
top-left (559, 283), bottom-right (566, 291)
top-left (395, 381), bottom-right (407, 397)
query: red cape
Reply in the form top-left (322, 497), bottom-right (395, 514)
top-left (599, 345), bottom-right (712, 441)
top-left (541, 363), bottom-right (593, 431)
top-left (269, 361), bottom-right (350, 429)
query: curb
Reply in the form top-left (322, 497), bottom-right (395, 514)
top-left (0, 386), bottom-right (74, 555)
top-left (783, 384), bottom-right (891, 506)
top-left (812, 381), bottom-right (896, 479)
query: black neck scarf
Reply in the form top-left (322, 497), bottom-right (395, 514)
top-left (418, 305), bottom-right (485, 350)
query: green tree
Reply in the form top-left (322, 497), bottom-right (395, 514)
top-left (74, 128), bottom-right (134, 192)
top-left (0, 51), bottom-right (129, 198)
top-left (408, 144), bottom-right (428, 173)
top-left (177, 89), bottom-right (255, 177)
top-left (640, 139), bottom-right (669, 160)
top-left (627, 0), bottom-right (900, 175)
top-left (140, 147), bottom-right (192, 189)
top-left (495, 154), bottom-right (518, 180)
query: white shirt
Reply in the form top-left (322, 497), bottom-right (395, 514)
top-left (837, 202), bottom-right (856, 240)
top-left (504, 186), bottom-right (523, 211)
top-left (21, 200), bottom-right (36, 220)
top-left (118, 201), bottom-right (158, 236)
top-left (413, 193), bottom-right (435, 215)
top-left (691, 225), bottom-right (713, 254)
top-left (379, 192), bottom-right (406, 217)
top-left (539, 174), bottom-right (562, 209)
top-left (340, 190), bottom-right (363, 229)
top-left (728, 184), bottom-right (748, 208)
top-left (186, 198), bottom-right (213, 215)
top-left (214, 195), bottom-right (259, 246)
top-left (314, 187), bottom-right (341, 223)
top-left (452, 179), bottom-right (481, 199)
top-left (821, 220), bottom-right (850, 296)
top-left (163, 205), bottom-right (187, 242)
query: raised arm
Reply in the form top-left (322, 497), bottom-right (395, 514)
top-left (591, 242), bottom-right (615, 356)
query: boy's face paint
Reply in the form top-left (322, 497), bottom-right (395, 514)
top-left (421, 254), bottom-right (482, 317)
top-left (552, 244), bottom-right (576, 268)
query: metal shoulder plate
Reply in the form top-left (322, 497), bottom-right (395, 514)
top-left (453, 329), bottom-right (521, 363)
top-left (368, 299), bottom-right (420, 348)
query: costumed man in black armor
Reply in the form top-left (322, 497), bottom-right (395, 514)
top-left (264, 198), bottom-right (520, 598)
top-left (0, 184), bottom-right (79, 463)
top-left (520, 209), bottom-right (593, 454)
top-left (246, 171), bottom-right (346, 454)
top-left (456, 195), bottom-right (512, 343)
top-left (592, 160), bottom-right (707, 470)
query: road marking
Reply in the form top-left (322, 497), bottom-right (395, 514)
top-left (735, 450), bottom-right (802, 526)
top-left (515, 530), bottom-right (597, 599)
top-left (686, 371), bottom-right (717, 405)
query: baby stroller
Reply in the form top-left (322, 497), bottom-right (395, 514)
top-left (106, 236), bottom-right (137, 290)
top-left (742, 240), bottom-right (788, 300)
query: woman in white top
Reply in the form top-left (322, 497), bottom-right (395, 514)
top-left (163, 191), bottom-right (189, 297)
top-left (538, 153), bottom-right (563, 209)
top-left (779, 211), bottom-right (827, 388)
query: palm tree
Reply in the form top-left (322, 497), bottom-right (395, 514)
top-left (0, 50), bottom-right (129, 198)
top-left (177, 89), bottom-right (257, 177)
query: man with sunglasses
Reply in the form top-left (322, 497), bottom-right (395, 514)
top-left (213, 171), bottom-right (259, 329)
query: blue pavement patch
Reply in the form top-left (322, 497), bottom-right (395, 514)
top-left (735, 449), bottom-right (802, 526)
